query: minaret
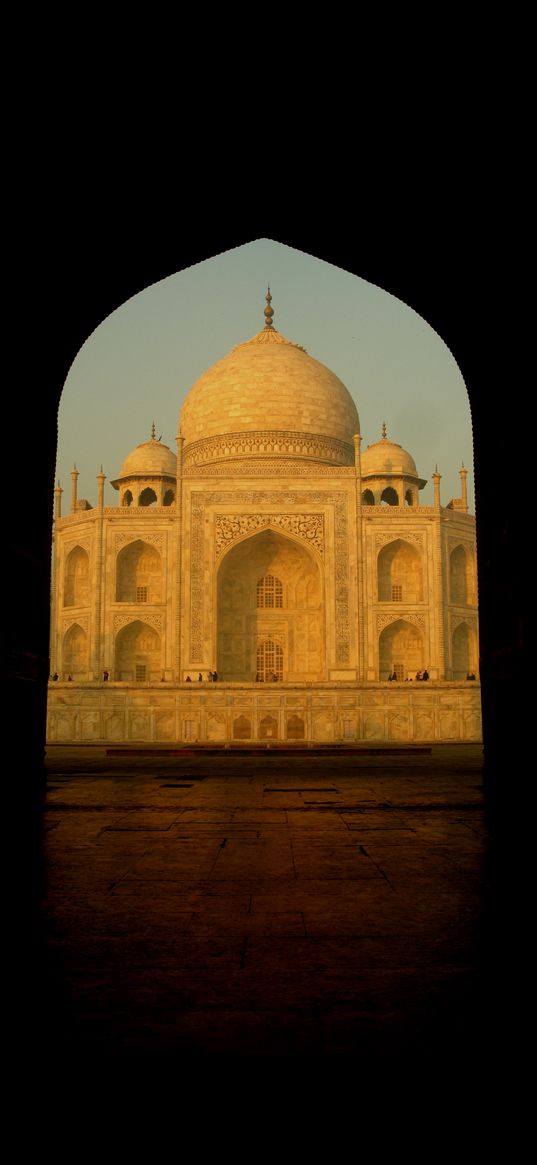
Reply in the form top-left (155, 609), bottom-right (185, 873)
top-left (432, 465), bottom-right (441, 509)
top-left (96, 466), bottom-right (106, 509)
top-left (459, 463), bottom-right (468, 513)
top-left (70, 465), bottom-right (79, 513)
top-left (353, 432), bottom-right (362, 472)
top-left (54, 479), bottom-right (63, 520)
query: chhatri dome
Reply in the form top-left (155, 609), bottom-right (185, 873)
top-left (112, 425), bottom-right (177, 485)
top-left (361, 424), bottom-right (420, 477)
top-left (179, 289), bottom-right (360, 468)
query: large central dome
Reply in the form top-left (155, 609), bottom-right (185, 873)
top-left (179, 292), bottom-right (360, 469)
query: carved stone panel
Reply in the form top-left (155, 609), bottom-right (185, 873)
top-left (184, 430), bottom-right (354, 467)
top-left (114, 532), bottom-right (164, 549)
top-left (215, 513), bottom-right (324, 559)
top-left (63, 615), bottom-right (89, 632)
top-left (156, 712), bottom-right (175, 741)
top-left (375, 531), bottom-right (424, 547)
top-left (113, 613), bottom-right (163, 633)
top-left (376, 611), bottom-right (426, 632)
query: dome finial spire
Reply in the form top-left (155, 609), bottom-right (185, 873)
top-left (264, 285), bottom-right (274, 331)
top-left (151, 421), bottom-right (156, 440)
top-left (381, 420), bottom-right (387, 439)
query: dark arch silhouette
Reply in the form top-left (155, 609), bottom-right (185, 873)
top-left (9, 218), bottom-right (526, 809)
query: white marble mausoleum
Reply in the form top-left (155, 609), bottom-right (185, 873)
top-left (47, 291), bottom-right (481, 744)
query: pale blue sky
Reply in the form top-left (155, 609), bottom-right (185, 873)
top-left (56, 238), bottom-right (474, 511)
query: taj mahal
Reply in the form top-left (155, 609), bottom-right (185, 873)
top-left (47, 290), bottom-right (481, 745)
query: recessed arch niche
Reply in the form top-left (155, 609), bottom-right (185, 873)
top-left (450, 544), bottom-right (476, 605)
top-left (116, 540), bottom-right (162, 603)
top-left (114, 619), bottom-right (161, 681)
top-left (64, 545), bottom-right (89, 607)
top-left (379, 618), bottom-right (424, 680)
top-left (452, 621), bottom-right (478, 679)
top-left (63, 623), bottom-right (88, 678)
top-left (378, 538), bottom-right (423, 603)
top-left (217, 527), bottom-right (323, 681)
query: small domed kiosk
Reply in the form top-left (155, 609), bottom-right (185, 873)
top-left (110, 425), bottom-right (177, 507)
top-left (361, 423), bottom-right (427, 506)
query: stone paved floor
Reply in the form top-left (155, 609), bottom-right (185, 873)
top-left (29, 744), bottom-right (508, 1075)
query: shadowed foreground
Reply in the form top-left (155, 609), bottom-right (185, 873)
top-left (32, 744), bottom-right (506, 1075)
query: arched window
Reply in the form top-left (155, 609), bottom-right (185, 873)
top-left (379, 618), bottom-right (424, 681)
top-left (63, 623), bottom-right (88, 678)
top-left (380, 486), bottom-right (399, 506)
top-left (452, 622), bottom-right (478, 679)
top-left (377, 539), bottom-right (423, 603)
top-left (256, 639), bottom-right (283, 682)
top-left (450, 544), bottom-right (476, 605)
top-left (286, 714), bottom-right (305, 740)
top-left (259, 715), bottom-right (278, 739)
top-left (256, 574), bottom-right (283, 608)
top-left (122, 489), bottom-right (133, 507)
top-left (233, 715), bottom-right (252, 739)
top-left (362, 489), bottom-right (375, 505)
top-left (64, 546), bottom-right (89, 607)
top-left (114, 619), bottom-right (161, 682)
top-left (163, 489), bottom-right (175, 506)
top-left (138, 487), bottom-right (157, 507)
top-left (116, 540), bottom-right (162, 603)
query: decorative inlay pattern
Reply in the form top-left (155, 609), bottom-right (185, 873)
top-left (184, 461), bottom-right (357, 477)
top-left (215, 513), bottom-right (324, 559)
top-left (448, 537), bottom-right (474, 553)
top-left (451, 614), bottom-right (477, 631)
top-left (103, 507), bottom-right (176, 516)
top-left (113, 613), bottom-right (163, 633)
top-left (256, 631), bottom-right (285, 647)
top-left (376, 612), bottom-right (426, 632)
top-left (114, 533), bottom-right (164, 549)
top-left (359, 505), bottom-right (435, 514)
top-left (375, 531), bottom-right (424, 547)
top-left (184, 430), bottom-right (354, 467)
top-left (190, 497), bottom-right (205, 656)
top-left (63, 615), bottom-right (89, 632)
top-left (190, 490), bottom-right (349, 664)
top-left (65, 539), bottom-right (91, 555)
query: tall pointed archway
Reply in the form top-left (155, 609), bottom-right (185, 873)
top-left (216, 528), bottom-right (324, 681)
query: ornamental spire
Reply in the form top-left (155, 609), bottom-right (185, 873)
top-left (151, 421), bottom-right (156, 439)
top-left (263, 285), bottom-right (274, 330)
top-left (381, 421), bottom-right (387, 439)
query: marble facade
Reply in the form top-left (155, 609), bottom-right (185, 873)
top-left (48, 294), bottom-right (480, 743)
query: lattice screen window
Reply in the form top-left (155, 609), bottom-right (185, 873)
top-left (136, 586), bottom-right (148, 602)
top-left (183, 719), bottom-right (195, 740)
top-left (392, 585), bottom-right (403, 601)
top-left (135, 664), bottom-right (147, 681)
top-left (343, 719), bottom-right (354, 739)
top-left (256, 575), bottom-right (283, 608)
top-left (394, 664), bottom-right (405, 681)
top-left (256, 639), bottom-right (283, 682)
